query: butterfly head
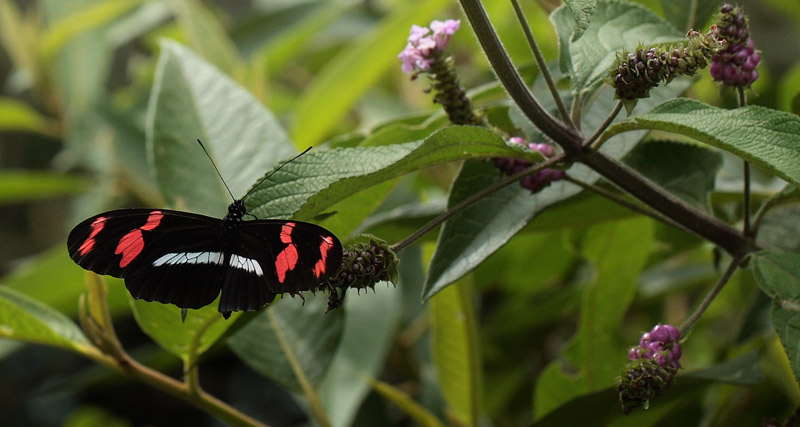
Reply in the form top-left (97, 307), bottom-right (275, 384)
top-left (226, 200), bottom-right (247, 223)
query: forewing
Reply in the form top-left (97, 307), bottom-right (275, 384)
top-left (67, 209), bottom-right (226, 309)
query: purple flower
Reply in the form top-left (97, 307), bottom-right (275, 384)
top-left (398, 19), bottom-right (461, 74)
top-left (619, 323), bottom-right (683, 414)
top-left (493, 138), bottom-right (564, 193)
top-left (710, 5), bottom-right (760, 87)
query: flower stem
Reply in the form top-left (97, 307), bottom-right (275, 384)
top-left (586, 101), bottom-right (624, 150)
top-left (510, 0), bottom-right (573, 127)
top-left (737, 86), bottom-right (751, 236)
top-left (563, 175), bottom-right (685, 230)
top-left (390, 153), bottom-right (566, 252)
top-left (678, 253), bottom-right (746, 336)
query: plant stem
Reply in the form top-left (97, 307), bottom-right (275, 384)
top-left (509, 0), bottom-right (573, 127)
top-left (678, 254), bottom-right (746, 336)
top-left (737, 86), bottom-right (751, 236)
top-left (458, 0), bottom-right (755, 258)
top-left (391, 153), bottom-right (566, 252)
top-left (586, 101), bottom-right (624, 150)
top-left (267, 310), bottom-right (331, 427)
top-left (563, 175), bottom-right (686, 231)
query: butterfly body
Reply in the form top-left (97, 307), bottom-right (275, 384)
top-left (68, 199), bottom-right (342, 317)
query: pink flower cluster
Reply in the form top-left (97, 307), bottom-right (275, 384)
top-left (494, 137), bottom-right (565, 193)
top-left (398, 19), bottom-right (460, 74)
top-left (628, 324), bottom-right (682, 371)
top-left (710, 38), bottom-right (760, 87)
top-left (710, 4), bottom-right (760, 87)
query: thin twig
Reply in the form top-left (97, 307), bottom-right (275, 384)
top-left (509, 0), bottom-right (573, 127)
top-left (678, 254), bottom-right (746, 336)
top-left (585, 101), bottom-right (624, 150)
top-left (390, 153), bottom-right (566, 252)
top-left (563, 175), bottom-right (688, 232)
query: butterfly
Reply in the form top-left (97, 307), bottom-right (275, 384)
top-left (67, 142), bottom-right (342, 319)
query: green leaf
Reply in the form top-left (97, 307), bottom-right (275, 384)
top-left (369, 378), bottom-right (445, 427)
top-left (44, 0), bottom-right (115, 115)
top-left (2, 245), bottom-right (128, 317)
top-left (564, 0), bottom-right (597, 41)
top-left (0, 0), bottom-right (36, 77)
top-left (602, 99), bottom-right (800, 188)
top-left (246, 126), bottom-right (543, 220)
top-left (316, 287), bottom-right (402, 427)
top-left (660, 0), bottom-right (719, 31)
top-left (168, 0), bottom-right (242, 75)
top-left (753, 251), bottom-right (800, 384)
top-left (551, 0), bottom-right (682, 95)
top-left (147, 40), bottom-right (296, 216)
top-left (534, 218), bottom-right (653, 419)
top-left (40, 0), bottom-right (144, 61)
top-left (623, 140), bottom-right (722, 212)
top-left (0, 97), bottom-right (58, 135)
top-left (422, 80), bottom-right (690, 300)
top-left (0, 170), bottom-right (87, 203)
top-left (0, 286), bottom-right (92, 354)
top-left (130, 297), bottom-right (236, 362)
top-left (290, 0), bottom-right (450, 146)
top-left (684, 350), bottom-right (764, 385)
top-left (227, 292), bottom-right (342, 392)
top-left (430, 280), bottom-right (481, 426)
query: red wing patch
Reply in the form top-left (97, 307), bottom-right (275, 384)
top-left (275, 222), bottom-right (299, 283)
top-left (78, 217), bottom-right (108, 256)
top-left (313, 235), bottom-right (335, 278)
top-left (115, 211), bottom-right (164, 268)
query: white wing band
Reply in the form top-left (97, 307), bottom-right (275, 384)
top-left (153, 251), bottom-right (225, 267)
top-left (229, 254), bottom-right (264, 277)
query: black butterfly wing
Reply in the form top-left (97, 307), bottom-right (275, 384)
top-left (67, 209), bottom-right (227, 309)
top-left (217, 220), bottom-right (343, 314)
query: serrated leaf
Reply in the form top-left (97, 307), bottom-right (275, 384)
top-left (602, 98), bottom-right (800, 188)
top-left (130, 296), bottom-right (236, 362)
top-left (551, 0), bottom-right (682, 95)
top-left (0, 286), bottom-right (92, 354)
top-left (147, 40), bottom-right (296, 216)
top-left (430, 280), bottom-right (480, 426)
top-left (661, 0), bottom-right (719, 31)
top-left (246, 126), bottom-right (543, 220)
top-left (753, 251), bottom-right (800, 384)
top-left (422, 80), bottom-right (690, 300)
top-left (534, 218), bottom-right (653, 419)
top-left (290, 0), bottom-right (450, 146)
top-left (623, 140), bottom-right (722, 211)
top-left (564, 0), bottom-right (597, 41)
top-left (227, 292), bottom-right (342, 392)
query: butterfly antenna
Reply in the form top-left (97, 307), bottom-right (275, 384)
top-left (197, 139), bottom-right (236, 202)
top-left (242, 146), bottom-right (312, 199)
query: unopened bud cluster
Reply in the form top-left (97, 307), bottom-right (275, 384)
top-left (609, 30), bottom-right (723, 100)
top-left (709, 4), bottom-right (760, 87)
top-left (323, 237), bottom-right (399, 311)
top-left (494, 137), bottom-right (565, 193)
top-left (618, 324), bottom-right (682, 414)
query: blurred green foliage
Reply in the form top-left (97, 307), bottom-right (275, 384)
top-left (0, 0), bottom-right (799, 426)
